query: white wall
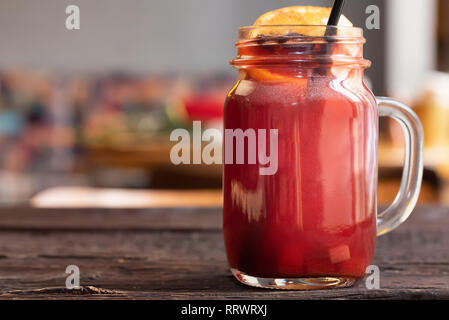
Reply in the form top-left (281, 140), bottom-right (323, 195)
top-left (3, 0), bottom-right (428, 97)
top-left (0, 0), bottom-right (330, 73)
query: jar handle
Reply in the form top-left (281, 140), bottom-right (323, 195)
top-left (376, 97), bottom-right (424, 236)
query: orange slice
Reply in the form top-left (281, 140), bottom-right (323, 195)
top-left (246, 68), bottom-right (308, 85)
top-left (254, 6), bottom-right (352, 28)
top-left (247, 6), bottom-right (356, 81)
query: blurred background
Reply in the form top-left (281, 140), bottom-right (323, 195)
top-left (0, 0), bottom-right (447, 207)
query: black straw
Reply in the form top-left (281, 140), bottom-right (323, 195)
top-left (312, 0), bottom-right (346, 78)
top-left (327, 0), bottom-right (345, 27)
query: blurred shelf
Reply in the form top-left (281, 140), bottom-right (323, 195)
top-left (86, 136), bottom-right (174, 168)
top-left (87, 137), bottom-right (222, 178)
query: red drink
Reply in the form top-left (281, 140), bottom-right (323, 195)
top-left (223, 26), bottom-right (378, 288)
top-left (224, 79), bottom-right (377, 277)
top-left (223, 9), bottom-right (423, 289)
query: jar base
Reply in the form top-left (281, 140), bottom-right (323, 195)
top-left (231, 268), bottom-right (359, 290)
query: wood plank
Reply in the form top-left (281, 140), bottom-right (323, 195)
top-left (0, 206), bottom-right (447, 299)
top-left (0, 207), bottom-right (222, 231)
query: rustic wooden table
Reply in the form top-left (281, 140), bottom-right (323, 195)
top-left (0, 206), bottom-right (448, 299)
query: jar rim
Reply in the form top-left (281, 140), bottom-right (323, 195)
top-left (238, 25), bottom-right (363, 32)
top-left (232, 25), bottom-right (370, 69)
top-left (237, 25), bottom-right (365, 44)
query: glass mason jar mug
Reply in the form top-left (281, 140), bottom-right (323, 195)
top-left (223, 26), bottom-right (424, 289)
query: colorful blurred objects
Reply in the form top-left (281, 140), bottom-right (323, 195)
top-left (2, 67), bottom-right (449, 206)
top-left (0, 70), bottom-right (233, 204)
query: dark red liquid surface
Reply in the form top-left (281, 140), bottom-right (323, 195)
top-left (223, 63), bottom-right (378, 278)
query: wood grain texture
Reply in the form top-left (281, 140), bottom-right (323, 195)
top-left (0, 205), bottom-right (448, 299)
